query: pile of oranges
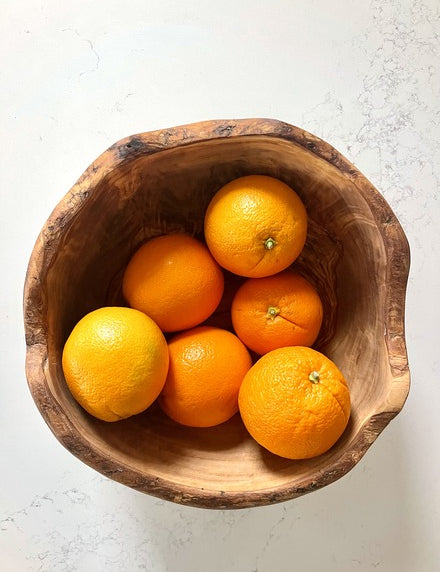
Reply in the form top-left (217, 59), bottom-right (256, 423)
top-left (62, 175), bottom-right (350, 460)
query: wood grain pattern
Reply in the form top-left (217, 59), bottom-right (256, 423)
top-left (23, 119), bottom-right (410, 509)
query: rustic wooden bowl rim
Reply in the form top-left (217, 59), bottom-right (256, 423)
top-left (23, 118), bottom-right (410, 508)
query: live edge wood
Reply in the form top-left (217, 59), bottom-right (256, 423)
top-left (23, 119), bottom-right (410, 509)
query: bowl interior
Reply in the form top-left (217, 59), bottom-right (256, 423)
top-left (42, 135), bottom-right (393, 496)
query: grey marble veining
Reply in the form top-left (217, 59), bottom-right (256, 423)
top-left (1, 1), bottom-right (439, 570)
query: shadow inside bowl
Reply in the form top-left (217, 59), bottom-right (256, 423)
top-left (91, 405), bottom-right (251, 458)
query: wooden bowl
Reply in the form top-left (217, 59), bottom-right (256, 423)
top-left (24, 119), bottom-right (410, 509)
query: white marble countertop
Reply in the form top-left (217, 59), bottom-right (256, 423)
top-left (2, 1), bottom-right (439, 570)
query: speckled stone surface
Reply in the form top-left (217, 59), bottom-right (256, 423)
top-left (1, 1), bottom-right (439, 570)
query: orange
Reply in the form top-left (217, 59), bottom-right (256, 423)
top-left (159, 326), bottom-right (252, 427)
top-left (231, 270), bottom-right (323, 355)
top-left (122, 233), bottom-right (224, 332)
top-left (204, 175), bottom-right (307, 278)
top-left (238, 346), bottom-right (350, 459)
top-left (62, 307), bottom-right (169, 422)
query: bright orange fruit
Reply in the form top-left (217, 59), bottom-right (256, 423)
top-left (159, 326), bottom-right (252, 427)
top-left (122, 233), bottom-right (224, 332)
top-left (231, 270), bottom-right (323, 354)
top-left (62, 307), bottom-right (169, 422)
top-left (238, 346), bottom-right (350, 459)
top-left (204, 175), bottom-right (307, 278)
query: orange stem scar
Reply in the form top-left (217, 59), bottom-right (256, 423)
top-left (309, 371), bottom-right (320, 384)
top-left (264, 237), bottom-right (277, 250)
top-left (266, 306), bottom-right (280, 320)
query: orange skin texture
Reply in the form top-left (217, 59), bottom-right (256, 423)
top-left (204, 175), bottom-right (307, 278)
top-left (62, 307), bottom-right (169, 422)
top-left (231, 270), bottom-right (323, 355)
top-left (122, 234), bottom-right (224, 332)
top-left (239, 347), bottom-right (350, 459)
top-left (159, 326), bottom-right (252, 427)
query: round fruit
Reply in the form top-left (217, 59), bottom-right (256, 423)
top-left (62, 307), bottom-right (169, 422)
top-left (159, 326), bottom-right (252, 427)
top-left (231, 270), bottom-right (323, 355)
top-left (122, 233), bottom-right (224, 332)
top-left (204, 175), bottom-right (307, 278)
top-left (238, 347), bottom-right (350, 459)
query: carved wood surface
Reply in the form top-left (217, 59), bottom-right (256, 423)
top-left (24, 119), bottom-right (410, 508)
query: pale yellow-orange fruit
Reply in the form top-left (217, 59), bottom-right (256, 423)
top-left (62, 307), bottom-right (169, 422)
